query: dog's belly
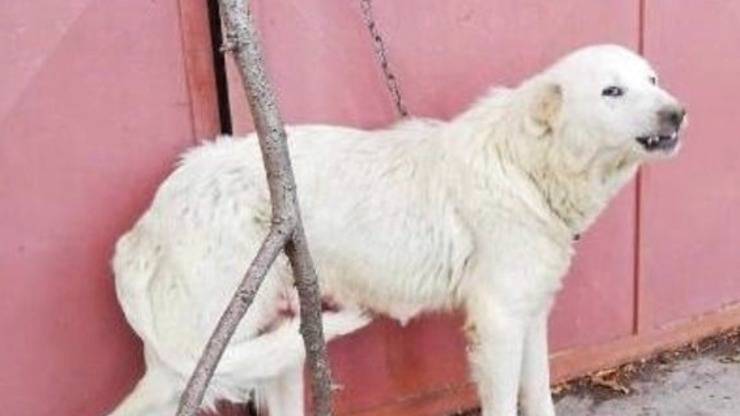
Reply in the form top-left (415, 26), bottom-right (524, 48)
top-left (316, 256), bottom-right (451, 324)
top-left (306, 215), bottom-right (475, 323)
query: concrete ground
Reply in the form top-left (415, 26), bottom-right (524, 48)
top-left (555, 354), bottom-right (740, 415)
top-left (461, 330), bottom-right (740, 416)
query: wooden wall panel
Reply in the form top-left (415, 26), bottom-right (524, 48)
top-left (640, 1), bottom-right (740, 330)
top-left (0, 1), bottom-right (218, 414)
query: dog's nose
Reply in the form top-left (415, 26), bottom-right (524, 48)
top-left (658, 106), bottom-right (686, 129)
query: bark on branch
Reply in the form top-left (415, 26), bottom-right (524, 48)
top-left (176, 0), bottom-right (333, 414)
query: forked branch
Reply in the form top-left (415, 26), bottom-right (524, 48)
top-left (175, 0), bottom-right (333, 414)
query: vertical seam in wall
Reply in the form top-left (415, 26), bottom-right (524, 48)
top-left (175, 0), bottom-right (198, 144)
top-left (633, 0), bottom-right (647, 336)
top-left (207, 0), bottom-right (234, 135)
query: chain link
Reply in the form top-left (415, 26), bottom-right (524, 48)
top-left (359, 0), bottom-right (409, 118)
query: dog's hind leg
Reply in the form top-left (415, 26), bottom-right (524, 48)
top-left (106, 365), bottom-right (180, 416)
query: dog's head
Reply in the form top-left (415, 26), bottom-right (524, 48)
top-left (523, 44), bottom-right (686, 169)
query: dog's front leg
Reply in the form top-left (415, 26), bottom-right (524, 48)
top-left (467, 295), bottom-right (527, 416)
top-left (520, 310), bottom-right (556, 416)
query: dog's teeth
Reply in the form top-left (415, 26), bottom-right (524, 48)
top-left (671, 132), bottom-right (678, 139)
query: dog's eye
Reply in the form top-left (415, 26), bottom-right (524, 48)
top-left (602, 86), bottom-right (625, 97)
top-left (649, 76), bottom-right (658, 85)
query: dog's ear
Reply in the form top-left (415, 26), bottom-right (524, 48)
top-left (525, 82), bottom-right (562, 137)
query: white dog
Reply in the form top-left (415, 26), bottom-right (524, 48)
top-left (108, 44), bottom-right (685, 416)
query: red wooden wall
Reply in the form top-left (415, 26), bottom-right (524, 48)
top-left (1, 1), bottom-right (739, 415)
top-left (640, 0), bottom-right (740, 331)
top-left (0, 1), bottom-right (217, 415)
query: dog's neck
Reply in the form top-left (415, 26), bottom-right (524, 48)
top-left (525, 148), bottom-right (640, 235)
top-left (446, 88), bottom-right (640, 240)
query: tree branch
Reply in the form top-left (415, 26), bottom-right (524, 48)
top-left (285, 223), bottom-right (334, 416)
top-left (176, 226), bottom-right (291, 415)
top-left (176, 0), bottom-right (334, 415)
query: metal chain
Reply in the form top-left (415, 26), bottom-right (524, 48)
top-left (359, 0), bottom-right (409, 117)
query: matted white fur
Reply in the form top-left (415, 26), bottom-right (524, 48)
top-left (108, 45), bottom-right (684, 416)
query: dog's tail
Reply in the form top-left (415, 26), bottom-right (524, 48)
top-left (107, 311), bottom-right (370, 416)
top-left (216, 309), bottom-right (371, 380)
top-left (201, 309), bottom-right (371, 409)
top-left (145, 308), bottom-right (370, 386)
top-left (210, 310), bottom-right (373, 411)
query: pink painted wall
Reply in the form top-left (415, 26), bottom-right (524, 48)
top-left (640, 1), bottom-right (740, 330)
top-left (2, 0), bottom-right (740, 415)
top-left (0, 1), bottom-right (203, 415)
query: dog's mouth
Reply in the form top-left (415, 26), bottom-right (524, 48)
top-left (636, 131), bottom-right (680, 152)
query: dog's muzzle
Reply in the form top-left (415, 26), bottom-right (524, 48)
top-left (636, 105), bottom-right (686, 152)
top-left (636, 130), bottom-right (680, 151)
